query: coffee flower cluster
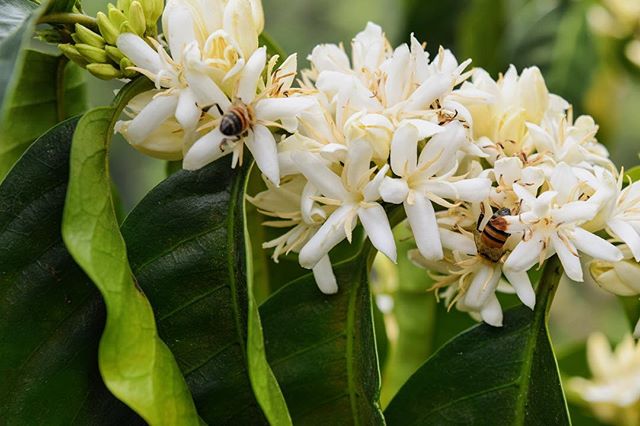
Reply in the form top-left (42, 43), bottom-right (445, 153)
top-left (105, 0), bottom-right (640, 327)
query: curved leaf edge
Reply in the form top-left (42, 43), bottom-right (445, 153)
top-left (62, 77), bottom-right (201, 425)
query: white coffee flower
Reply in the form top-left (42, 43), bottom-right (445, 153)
top-left (568, 333), bottom-right (640, 425)
top-left (293, 139), bottom-right (396, 269)
top-left (459, 65), bottom-right (550, 158)
top-left (605, 179), bottom-right (640, 261)
top-left (183, 50), bottom-right (315, 185)
top-left (114, 0), bottom-right (264, 158)
top-left (247, 175), bottom-right (339, 294)
top-left (378, 121), bottom-right (491, 261)
top-left (504, 164), bottom-right (623, 282)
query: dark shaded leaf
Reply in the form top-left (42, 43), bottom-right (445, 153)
top-left (260, 252), bottom-right (385, 425)
top-left (121, 158), bottom-right (290, 425)
top-left (384, 257), bottom-right (570, 425)
top-left (0, 117), bottom-right (139, 424)
top-left (0, 50), bottom-right (86, 181)
top-left (61, 78), bottom-right (201, 425)
top-left (0, 0), bottom-right (44, 111)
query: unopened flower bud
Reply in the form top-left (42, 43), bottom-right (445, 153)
top-left (116, 0), bottom-right (132, 13)
top-left (105, 45), bottom-right (125, 63)
top-left (589, 247), bottom-right (640, 296)
top-left (108, 4), bottom-right (128, 29)
top-left (97, 11), bottom-right (120, 45)
top-left (74, 24), bottom-right (106, 48)
top-left (127, 1), bottom-right (146, 36)
top-left (141, 0), bottom-right (162, 29)
top-left (87, 63), bottom-right (123, 80)
top-left (75, 43), bottom-right (109, 63)
top-left (119, 21), bottom-right (136, 36)
top-left (58, 44), bottom-right (89, 66)
top-left (120, 57), bottom-right (138, 78)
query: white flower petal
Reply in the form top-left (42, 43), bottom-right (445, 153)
top-left (162, 2), bottom-right (201, 62)
top-left (126, 94), bottom-right (178, 144)
top-left (439, 228), bottom-right (477, 255)
top-left (346, 139), bottom-right (373, 190)
top-left (385, 44), bottom-right (410, 106)
top-left (175, 88), bottom-right (200, 131)
top-left (245, 125), bottom-right (280, 186)
top-left (406, 73), bottom-right (451, 111)
top-left (390, 123), bottom-right (418, 176)
top-left (504, 233), bottom-right (545, 272)
top-left (480, 293), bottom-right (503, 327)
top-left (292, 152), bottom-right (349, 201)
top-left (503, 269), bottom-right (536, 309)
top-left (552, 201), bottom-right (599, 224)
top-left (464, 264), bottom-right (500, 309)
top-left (608, 219), bottom-right (640, 262)
top-left (117, 33), bottom-right (162, 74)
top-left (379, 177), bottom-right (410, 204)
top-left (358, 203), bottom-right (397, 262)
top-left (312, 255), bottom-right (338, 294)
top-left (573, 227), bottom-right (623, 262)
top-left (182, 128), bottom-right (229, 170)
top-left (299, 204), bottom-right (355, 268)
top-left (224, 0), bottom-right (259, 58)
top-left (184, 69), bottom-right (231, 109)
top-left (551, 233), bottom-right (583, 282)
top-left (404, 192), bottom-right (443, 260)
top-left (237, 47), bottom-right (266, 103)
top-left (255, 97), bottom-right (316, 131)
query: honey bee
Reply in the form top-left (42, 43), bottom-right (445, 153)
top-left (215, 101), bottom-right (255, 139)
top-left (475, 207), bottom-right (512, 262)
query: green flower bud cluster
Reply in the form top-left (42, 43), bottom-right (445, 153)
top-left (58, 0), bottom-right (163, 80)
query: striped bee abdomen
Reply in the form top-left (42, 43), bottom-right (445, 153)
top-left (220, 103), bottom-right (252, 136)
top-left (475, 207), bottom-right (511, 262)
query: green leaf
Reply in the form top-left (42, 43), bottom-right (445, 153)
top-left (384, 257), bottom-right (570, 425)
top-left (545, 1), bottom-right (597, 107)
top-left (0, 50), bottom-right (86, 182)
top-left (0, 117), bottom-right (139, 423)
top-left (260, 250), bottom-right (385, 424)
top-left (626, 165), bottom-right (640, 183)
top-left (120, 159), bottom-right (291, 425)
top-left (259, 32), bottom-right (287, 62)
top-left (0, 0), bottom-right (45, 111)
top-left (457, 0), bottom-right (507, 76)
top-left (61, 78), bottom-right (200, 425)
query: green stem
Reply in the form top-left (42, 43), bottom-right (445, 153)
top-left (536, 255), bottom-right (563, 321)
top-left (38, 13), bottom-right (98, 30)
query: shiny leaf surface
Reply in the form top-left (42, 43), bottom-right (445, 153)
top-left (385, 257), bottom-right (570, 425)
top-left (0, 117), bottom-right (139, 424)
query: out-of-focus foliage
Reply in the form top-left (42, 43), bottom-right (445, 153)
top-left (0, 51), bottom-right (86, 181)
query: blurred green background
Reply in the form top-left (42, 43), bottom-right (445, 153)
top-left (82, 0), bottom-right (638, 421)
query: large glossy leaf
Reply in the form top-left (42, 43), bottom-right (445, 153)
top-left (120, 158), bottom-right (290, 425)
top-left (61, 79), bottom-right (200, 425)
top-left (0, 117), bottom-right (139, 424)
top-left (384, 257), bottom-right (570, 425)
top-left (0, 50), bottom-right (86, 181)
top-left (0, 0), bottom-right (45, 111)
top-left (260, 246), bottom-right (385, 424)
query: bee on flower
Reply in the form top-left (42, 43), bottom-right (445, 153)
top-left (114, 0), bottom-right (265, 158)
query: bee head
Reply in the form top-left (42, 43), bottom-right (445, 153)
top-left (494, 207), bottom-right (511, 217)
